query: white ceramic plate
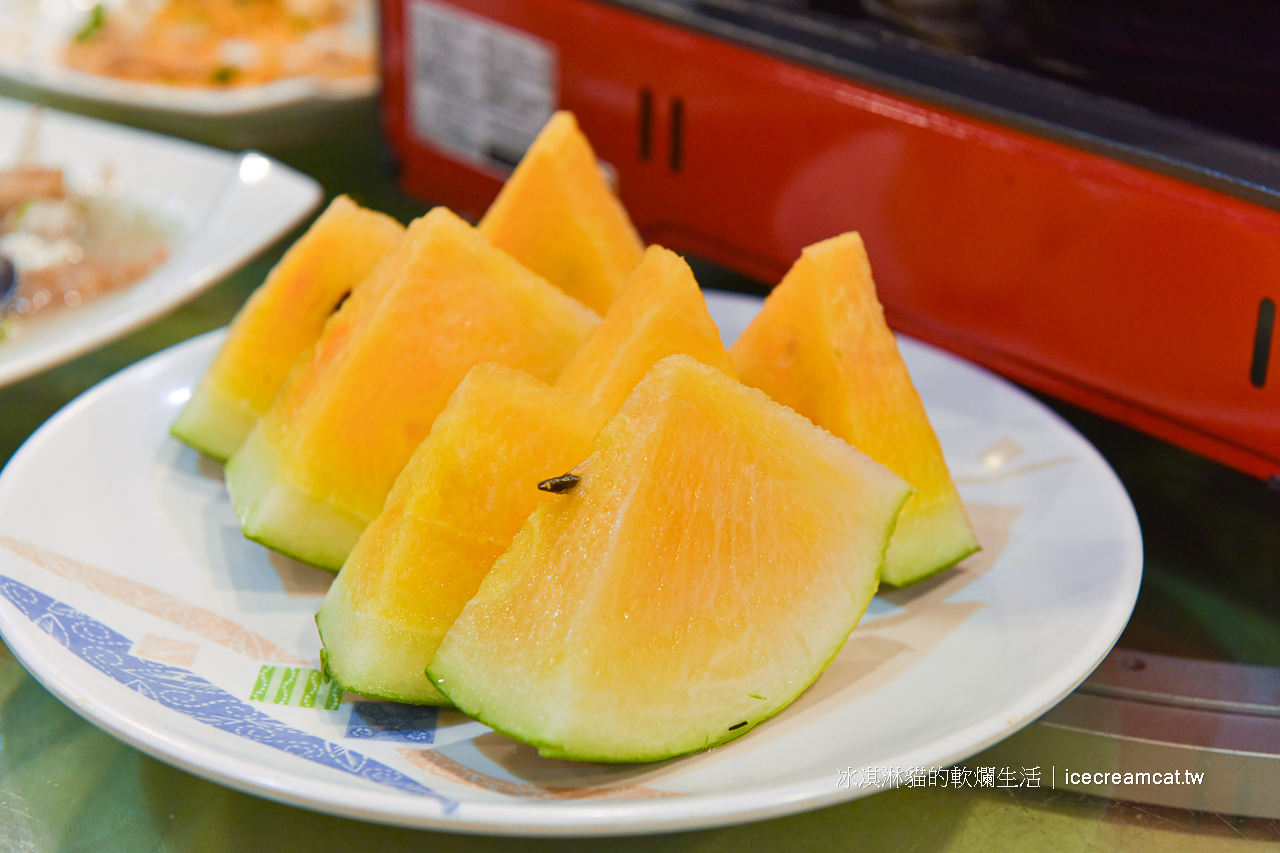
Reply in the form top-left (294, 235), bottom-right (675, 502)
top-left (0, 0), bottom-right (376, 141)
top-left (0, 95), bottom-right (322, 387)
top-left (0, 292), bottom-right (1143, 836)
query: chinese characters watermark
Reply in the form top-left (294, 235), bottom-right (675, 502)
top-left (836, 765), bottom-right (1204, 790)
top-left (837, 765), bottom-right (1043, 790)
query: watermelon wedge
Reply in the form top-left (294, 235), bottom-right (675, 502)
top-left (428, 355), bottom-right (912, 762)
top-left (730, 233), bottom-right (979, 586)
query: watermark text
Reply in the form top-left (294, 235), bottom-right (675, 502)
top-left (836, 765), bottom-right (1206, 790)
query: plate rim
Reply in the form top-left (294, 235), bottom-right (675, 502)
top-left (0, 311), bottom-right (1144, 836)
top-left (0, 60), bottom-right (379, 116)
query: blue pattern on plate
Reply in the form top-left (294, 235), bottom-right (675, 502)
top-left (347, 701), bottom-right (438, 743)
top-left (0, 575), bottom-right (455, 811)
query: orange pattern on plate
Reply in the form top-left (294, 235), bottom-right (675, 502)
top-left (0, 536), bottom-right (307, 665)
top-left (398, 748), bottom-right (685, 801)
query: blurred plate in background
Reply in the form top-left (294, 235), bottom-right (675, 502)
top-left (0, 1), bottom-right (378, 148)
top-left (0, 96), bottom-right (322, 387)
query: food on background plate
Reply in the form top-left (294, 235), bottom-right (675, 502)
top-left (730, 233), bottom-right (979, 586)
top-left (428, 355), bottom-right (913, 762)
top-left (61, 0), bottom-right (375, 89)
top-left (223, 206), bottom-right (599, 571)
top-left (478, 111), bottom-right (646, 315)
top-left (0, 166), bottom-right (62, 213)
top-left (1, 116), bottom-right (174, 344)
top-left (171, 195), bottom-right (403, 462)
top-left (316, 364), bottom-right (599, 705)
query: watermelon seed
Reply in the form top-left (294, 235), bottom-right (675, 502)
top-left (331, 290), bottom-right (351, 314)
top-left (538, 473), bottom-right (581, 493)
top-left (728, 721), bottom-right (748, 731)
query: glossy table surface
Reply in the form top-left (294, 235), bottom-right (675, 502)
top-left (1, 94), bottom-right (1279, 851)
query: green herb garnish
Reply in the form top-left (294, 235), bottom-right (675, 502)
top-left (210, 66), bottom-right (240, 85)
top-left (74, 4), bottom-right (107, 43)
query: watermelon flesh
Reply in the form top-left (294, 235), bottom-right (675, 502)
top-left (554, 244), bottom-right (736, 430)
top-left (478, 112), bottom-right (645, 315)
top-left (316, 364), bottom-right (598, 705)
top-left (318, 245), bottom-right (732, 705)
top-left (428, 355), bottom-right (913, 762)
top-left (224, 207), bottom-right (600, 570)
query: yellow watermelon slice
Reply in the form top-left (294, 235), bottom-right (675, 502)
top-left (554, 244), bottom-right (736, 429)
top-left (478, 111), bottom-right (645, 315)
top-left (428, 355), bottom-right (913, 762)
top-left (730, 232), bottom-right (978, 587)
top-left (224, 207), bottom-right (600, 571)
top-left (171, 196), bottom-right (404, 461)
top-left (316, 363), bottom-right (598, 705)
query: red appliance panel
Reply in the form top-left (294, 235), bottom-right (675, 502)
top-left (381, 0), bottom-right (1280, 481)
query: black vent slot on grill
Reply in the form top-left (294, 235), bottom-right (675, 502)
top-left (638, 87), bottom-right (653, 161)
top-left (1251, 297), bottom-right (1275, 387)
top-left (669, 97), bottom-right (684, 173)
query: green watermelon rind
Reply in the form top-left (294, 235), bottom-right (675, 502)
top-left (878, 492), bottom-right (981, 588)
top-left (317, 647), bottom-right (449, 707)
top-left (170, 379), bottom-right (260, 464)
top-left (315, 597), bottom-right (453, 706)
top-left (224, 426), bottom-right (366, 573)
